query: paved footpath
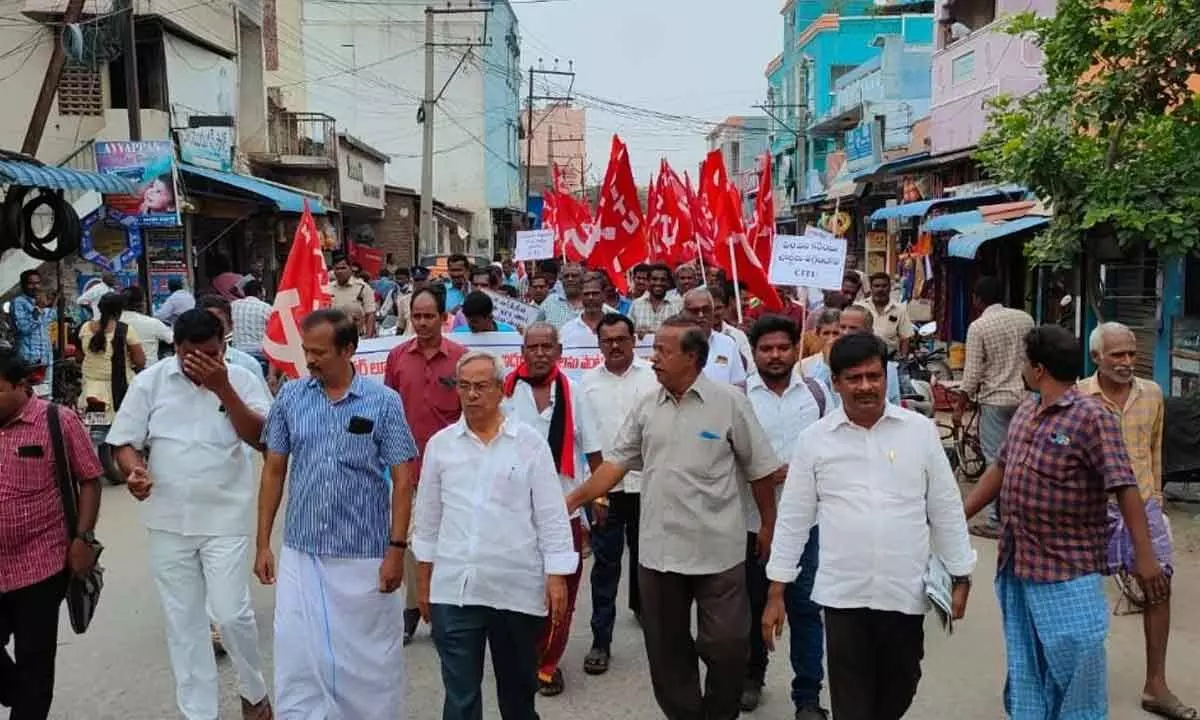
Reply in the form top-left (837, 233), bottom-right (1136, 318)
top-left (38, 485), bottom-right (1200, 719)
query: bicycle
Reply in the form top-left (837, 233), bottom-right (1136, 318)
top-left (935, 381), bottom-right (987, 479)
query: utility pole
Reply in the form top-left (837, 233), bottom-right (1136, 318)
top-left (419, 3), bottom-right (492, 255)
top-left (123, 0), bottom-right (142, 141)
top-left (754, 101), bottom-right (807, 203)
top-left (22, 0), bottom-right (86, 155)
top-left (523, 60), bottom-right (575, 202)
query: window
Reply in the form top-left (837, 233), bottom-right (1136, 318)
top-left (58, 66), bottom-right (103, 116)
top-left (108, 39), bottom-right (168, 112)
top-left (830, 64), bottom-right (858, 87)
top-left (952, 51), bottom-right (976, 84)
top-left (730, 141), bottom-right (740, 174)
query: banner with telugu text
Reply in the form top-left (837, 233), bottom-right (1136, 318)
top-left (352, 332), bottom-right (655, 384)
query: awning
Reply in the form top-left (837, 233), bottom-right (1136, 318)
top-left (851, 152), bottom-right (932, 181)
top-left (0, 158), bottom-right (136, 195)
top-left (179, 164), bottom-right (326, 214)
top-left (868, 185), bottom-right (1026, 223)
top-left (947, 215), bottom-right (1050, 259)
top-left (924, 210), bottom-right (982, 233)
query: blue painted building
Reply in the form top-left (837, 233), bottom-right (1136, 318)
top-left (765, 1), bottom-right (934, 218)
top-left (481, 0), bottom-right (525, 247)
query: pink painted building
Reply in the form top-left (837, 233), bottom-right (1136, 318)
top-left (522, 103), bottom-right (587, 195)
top-left (930, 0), bottom-right (1054, 155)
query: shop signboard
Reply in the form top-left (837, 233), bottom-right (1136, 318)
top-left (178, 127), bottom-right (234, 172)
top-left (95, 140), bottom-right (182, 227)
top-left (844, 121), bottom-right (882, 174)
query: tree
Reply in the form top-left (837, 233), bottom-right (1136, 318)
top-left (976, 0), bottom-right (1200, 269)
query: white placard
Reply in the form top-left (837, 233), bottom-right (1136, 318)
top-left (485, 291), bottom-right (541, 329)
top-left (514, 229), bottom-right (555, 261)
top-left (768, 231), bottom-right (847, 290)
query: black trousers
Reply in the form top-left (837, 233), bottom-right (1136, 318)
top-left (825, 607), bottom-right (925, 720)
top-left (639, 564), bottom-right (748, 720)
top-left (589, 490), bottom-right (641, 650)
top-left (744, 532), bottom-right (769, 686)
top-left (0, 571), bottom-right (69, 720)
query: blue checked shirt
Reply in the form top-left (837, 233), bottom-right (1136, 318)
top-left (11, 294), bottom-right (54, 367)
top-left (265, 374), bottom-right (418, 558)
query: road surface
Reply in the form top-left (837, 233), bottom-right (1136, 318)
top-left (37, 484), bottom-right (1200, 719)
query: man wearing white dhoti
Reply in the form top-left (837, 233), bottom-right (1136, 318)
top-left (108, 309), bottom-right (274, 720)
top-left (256, 308), bottom-right (418, 720)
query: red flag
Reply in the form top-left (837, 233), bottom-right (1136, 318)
top-left (702, 150), bottom-right (782, 312)
top-left (745, 153), bottom-right (775, 270)
top-left (683, 170), bottom-right (716, 267)
top-left (589, 135), bottom-right (647, 293)
top-left (654, 160), bottom-right (696, 266)
top-left (263, 201), bottom-right (331, 378)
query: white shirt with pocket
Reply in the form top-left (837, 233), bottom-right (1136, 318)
top-left (581, 361), bottom-right (659, 493)
top-left (703, 331), bottom-right (748, 387)
top-left (412, 418), bottom-right (579, 616)
top-left (766, 403), bottom-right (976, 615)
top-left (106, 357), bottom-right (272, 537)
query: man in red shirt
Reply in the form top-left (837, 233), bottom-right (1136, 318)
top-left (0, 348), bottom-right (104, 720)
top-left (384, 285), bottom-right (467, 644)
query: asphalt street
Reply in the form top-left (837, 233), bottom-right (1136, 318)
top-left (31, 483), bottom-right (1200, 720)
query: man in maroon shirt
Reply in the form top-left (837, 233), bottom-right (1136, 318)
top-left (384, 285), bottom-right (467, 643)
top-left (0, 348), bottom-right (104, 720)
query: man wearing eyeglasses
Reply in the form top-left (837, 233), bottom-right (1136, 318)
top-left (580, 313), bottom-right (658, 676)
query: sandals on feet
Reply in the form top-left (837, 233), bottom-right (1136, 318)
top-left (538, 668), bottom-right (565, 697)
top-left (583, 647), bottom-right (610, 675)
top-left (1143, 693), bottom-right (1200, 720)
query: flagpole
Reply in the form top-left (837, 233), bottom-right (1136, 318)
top-left (695, 246), bottom-right (706, 285)
top-left (729, 234), bottom-right (743, 326)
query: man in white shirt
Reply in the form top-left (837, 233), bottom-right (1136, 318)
top-left (501, 321), bottom-right (602, 697)
top-left (763, 332), bottom-right (976, 720)
top-left (559, 277), bottom-right (609, 348)
top-left (76, 272), bottom-right (116, 316)
top-left (709, 284), bottom-right (752, 367)
top-left (580, 313), bottom-right (659, 676)
top-left (120, 285), bottom-right (174, 366)
top-left (230, 279), bottom-right (273, 360)
top-left (414, 350), bottom-right (575, 720)
top-left (197, 295), bottom-right (268, 386)
top-left (107, 309), bottom-right (274, 720)
top-left (682, 287), bottom-right (747, 390)
top-left (154, 277), bottom-right (196, 326)
top-left (741, 315), bottom-right (828, 718)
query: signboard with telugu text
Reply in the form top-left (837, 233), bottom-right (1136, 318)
top-left (768, 229), bottom-right (847, 291)
top-left (514, 229), bottom-right (555, 261)
top-left (485, 291), bottom-right (540, 330)
top-left (351, 332), bottom-right (654, 385)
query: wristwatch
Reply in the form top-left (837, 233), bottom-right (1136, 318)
top-left (951, 575), bottom-right (972, 587)
top-left (78, 530), bottom-right (97, 544)
top-left (389, 539), bottom-right (408, 550)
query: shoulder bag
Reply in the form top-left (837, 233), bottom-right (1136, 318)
top-left (46, 405), bottom-right (105, 634)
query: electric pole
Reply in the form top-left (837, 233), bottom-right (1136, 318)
top-left (419, 3), bottom-right (492, 255)
top-left (754, 101), bottom-right (807, 203)
top-left (523, 60), bottom-right (575, 203)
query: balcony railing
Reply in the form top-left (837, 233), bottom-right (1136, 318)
top-left (258, 111), bottom-right (337, 167)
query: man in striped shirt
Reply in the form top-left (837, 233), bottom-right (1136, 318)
top-left (256, 308), bottom-right (418, 720)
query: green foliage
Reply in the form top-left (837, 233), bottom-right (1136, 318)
top-left (976, 0), bottom-right (1200, 267)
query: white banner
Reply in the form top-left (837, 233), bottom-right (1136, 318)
top-left (353, 332), bottom-right (654, 384)
top-left (768, 229), bottom-right (846, 291)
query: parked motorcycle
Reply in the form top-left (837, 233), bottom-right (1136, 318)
top-left (897, 322), bottom-right (942, 417)
top-left (81, 397), bottom-right (124, 485)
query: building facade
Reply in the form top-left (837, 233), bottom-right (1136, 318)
top-left (522, 103), bottom-right (587, 196)
top-left (297, 0), bottom-right (523, 258)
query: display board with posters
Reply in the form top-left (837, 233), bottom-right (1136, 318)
top-left (94, 141), bottom-right (181, 227)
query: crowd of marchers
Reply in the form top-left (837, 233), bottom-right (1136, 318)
top-left (0, 267), bottom-right (1193, 720)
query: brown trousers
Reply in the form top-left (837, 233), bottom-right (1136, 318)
top-left (638, 563), bottom-right (748, 720)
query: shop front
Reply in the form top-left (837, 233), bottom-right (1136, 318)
top-left (336, 133), bottom-right (388, 276)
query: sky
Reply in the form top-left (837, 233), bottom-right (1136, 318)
top-left (515, 0), bottom-right (782, 183)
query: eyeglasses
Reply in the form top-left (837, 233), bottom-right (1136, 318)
top-left (456, 381), bottom-right (497, 395)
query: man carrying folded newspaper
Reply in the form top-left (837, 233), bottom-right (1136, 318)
top-left (763, 332), bottom-right (976, 720)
